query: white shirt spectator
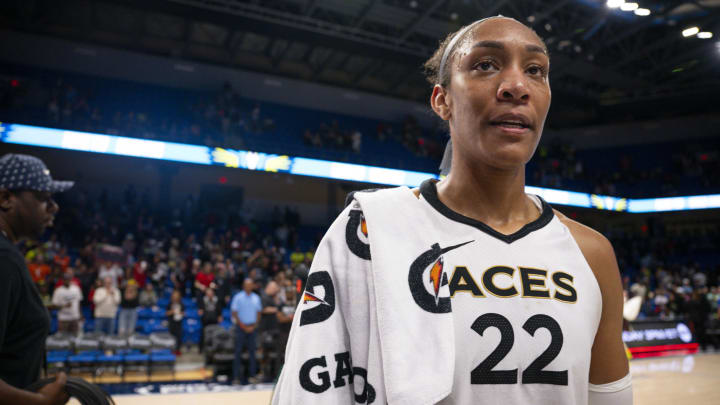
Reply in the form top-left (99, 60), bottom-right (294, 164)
top-left (52, 284), bottom-right (83, 321)
top-left (93, 286), bottom-right (121, 319)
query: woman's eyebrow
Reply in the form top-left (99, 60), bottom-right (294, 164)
top-left (471, 40), bottom-right (548, 55)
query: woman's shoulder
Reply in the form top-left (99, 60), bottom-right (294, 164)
top-left (553, 209), bottom-right (619, 286)
top-left (554, 210), bottom-right (613, 256)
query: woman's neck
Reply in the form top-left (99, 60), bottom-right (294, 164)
top-left (436, 160), bottom-right (538, 234)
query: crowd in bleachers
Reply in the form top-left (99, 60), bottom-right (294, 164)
top-left (3, 65), bottom-right (720, 197)
top-left (608, 222), bottom-right (720, 349)
top-left (23, 180), bottom-right (720, 378)
top-left (27, 185), bottom-right (315, 383)
top-left (530, 139), bottom-right (720, 197)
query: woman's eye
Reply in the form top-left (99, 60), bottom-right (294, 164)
top-left (528, 66), bottom-right (545, 76)
top-left (477, 61), bottom-right (494, 71)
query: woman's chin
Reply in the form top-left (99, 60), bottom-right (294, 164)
top-left (479, 148), bottom-right (533, 171)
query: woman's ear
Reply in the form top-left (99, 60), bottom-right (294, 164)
top-left (430, 84), bottom-right (452, 121)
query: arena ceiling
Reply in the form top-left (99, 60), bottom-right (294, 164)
top-left (2, 0), bottom-right (720, 127)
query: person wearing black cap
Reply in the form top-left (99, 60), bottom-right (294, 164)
top-left (0, 154), bottom-right (72, 405)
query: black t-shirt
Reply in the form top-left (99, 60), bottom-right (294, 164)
top-left (120, 291), bottom-right (140, 309)
top-left (259, 294), bottom-right (279, 333)
top-left (0, 233), bottom-right (50, 389)
top-left (200, 295), bottom-right (219, 323)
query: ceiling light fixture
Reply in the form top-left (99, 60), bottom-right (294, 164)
top-left (606, 0), bottom-right (625, 9)
top-left (634, 8), bottom-right (651, 16)
top-left (697, 32), bottom-right (713, 39)
top-left (620, 2), bottom-right (638, 11)
top-left (682, 27), bottom-right (700, 37)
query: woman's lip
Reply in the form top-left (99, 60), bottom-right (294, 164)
top-left (490, 123), bottom-right (531, 135)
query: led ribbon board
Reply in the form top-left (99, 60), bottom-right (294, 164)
top-left (1, 123), bottom-right (718, 213)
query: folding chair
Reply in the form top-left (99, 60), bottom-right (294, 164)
top-left (68, 334), bottom-right (102, 380)
top-left (97, 335), bottom-right (128, 379)
top-left (124, 334), bottom-right (152, 381)
top-left (149, 332), bottom-right (177, 378)
top-left (209, 329), bottom-right (235, 380)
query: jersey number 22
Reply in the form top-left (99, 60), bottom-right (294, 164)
top-left (471, 313), bottom-right (568, 386)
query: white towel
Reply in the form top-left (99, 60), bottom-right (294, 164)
top-left (355, 187), bottom-right (455, 405)
top-left (272, 186), bottom-right (453, 405)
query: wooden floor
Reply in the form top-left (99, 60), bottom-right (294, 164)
top-left (66, 353), bottom-right (720, 405)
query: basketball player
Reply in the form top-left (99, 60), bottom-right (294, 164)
top-left (0, 154), bottom-right (71, 405)
top-left (272, 17), bottom-right (631, 404)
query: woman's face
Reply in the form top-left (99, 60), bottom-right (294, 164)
top-left (438, 18), bottom-right (551, 171)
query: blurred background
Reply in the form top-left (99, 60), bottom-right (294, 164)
top-left (0, 0), bottom-right (719, 402)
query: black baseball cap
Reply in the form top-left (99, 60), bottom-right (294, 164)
top-left (0, 154), bottom-right (74, 193)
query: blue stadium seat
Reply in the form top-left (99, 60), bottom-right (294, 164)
top-left (142, 318), bottom-right (169, 334)
top-left (151, 307), bottom-right (166, 319)
top-left (68, 350), bottom-right (102, 377)
top-left (137, 307), bottom-right (153, 319)
top-left (181, 297), bottom-right (197, 310)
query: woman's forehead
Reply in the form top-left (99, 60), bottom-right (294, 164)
top-left (460, 17), bottom-right (546, 53)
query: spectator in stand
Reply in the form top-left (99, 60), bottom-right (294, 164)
top-left (351, 129), bottom-right (362, 153)
top-left (258, 279), bottom-right (294, 382)
top-left (28, 254), bottom-right (51, 284)
top-left (53, 247), bottom-right (70, 271)
top-left (275, 280), bottom-right (296, 379)
top-left (118, 282), bottom-right (140, 336)
top-left (231, 278), bottom-right (262, 385)
top-left (214, 262), bottom-right (232, 308)
top-left (93, 276), bottom-right (121, 335)
top-left (98, 261), bottom-right (123, 287)
top-left (139, 282), bottom-right (158, 307)
top-left (170, 260), bottom-right (188, 295)
top-left (194, 261), bottom-right (215, 299)
top-left (688, 289), bottom-right (712, 351)
top-left (198, 288), bottom-right (222, 352)
top-left (53, 268), bottom-right (81, 289)
top-left (166, 290), bottom-right (184, 355)
top-left (133, 260), bottom-right (148, 287)
top-left (51, 272), bottom-right (83, 334)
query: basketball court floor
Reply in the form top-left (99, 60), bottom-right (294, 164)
top-left (63, 352), bottom-right (720, 405)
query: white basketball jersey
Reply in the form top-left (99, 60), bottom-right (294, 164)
top-left (416, 180), bottom-right (602, 405)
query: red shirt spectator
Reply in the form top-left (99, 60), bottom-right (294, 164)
top-left (196, 271), bottom-right (214, 289)
top-left (133, 261), bottom-right (148, 287)
top-left (195, 262), bottom-right (215, 292)
top-left (54, 248), bottom-right (71, 271)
